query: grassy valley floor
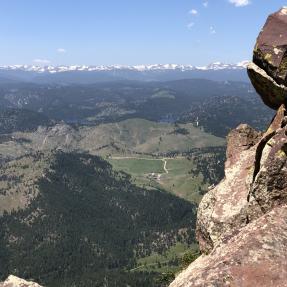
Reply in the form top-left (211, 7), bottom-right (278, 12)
top-left (0, 118), bottom-right (226, 286)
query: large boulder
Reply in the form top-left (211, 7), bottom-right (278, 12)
top-left (196, 124), bottom-right (260, 253)
top-left (196, 106), bottom-right (287, 254)
top-left (247, 62), bottom-right (287, 110)
top-left (195, 107), bottom-right (287, 254)
top-left (0, 275), bottom-right (43, 287)
top-left (248, 7), bottom-right (287, 109)
top-left (202, 105), bottom-right (287, 253)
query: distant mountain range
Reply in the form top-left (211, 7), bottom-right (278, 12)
top-left (0, 61), bottom-right (249, 73)
top-left (0, 61), bottom-right (250, 84)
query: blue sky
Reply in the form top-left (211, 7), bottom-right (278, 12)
top-left (0, 0), bottom-right (286, 66)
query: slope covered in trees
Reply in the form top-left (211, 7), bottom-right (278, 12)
top-left (0, 151), bottom-right (196, 287)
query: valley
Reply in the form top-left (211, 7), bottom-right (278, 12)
top-left (0, 118), bottom-right (225, 205)
top-left (0, 77), bottom-right (273, 286)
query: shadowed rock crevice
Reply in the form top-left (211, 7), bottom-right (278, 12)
top-left (252, 130), bottom-right (275, 183)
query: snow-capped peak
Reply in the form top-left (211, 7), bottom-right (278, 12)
top-left (196, 61), bottom-right (250, 71)
top-left (0, 61), bottom-right (249, 74)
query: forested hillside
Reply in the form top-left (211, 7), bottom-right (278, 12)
top-left (0, 151), bottom-right (196, 287)
top-left (0, 80), bottom-right (273, 137)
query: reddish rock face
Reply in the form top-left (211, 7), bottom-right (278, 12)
top-left (196, 124), bottom-right (260, 253)
top-left (170, 206), bottom-right (287, 287)
top-left (254, 8), bottom-right (287, 85)
top-left (170, 9), bottom-right (287, 287)
top-left (248, 8), bottom-right (287, 110)
top-left (170, 105), bottom-right (287, 287)
top-left (226, 124), bottom-right (262, 165)
top-left (248, 105), bottom-right (287, 221)
top-left (247, 62), bottom-right (287, 110)
top-left (195, 108), bottom-right (287, 254)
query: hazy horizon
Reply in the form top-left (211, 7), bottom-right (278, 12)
top-left (0, 60), bottom-right (249, 68)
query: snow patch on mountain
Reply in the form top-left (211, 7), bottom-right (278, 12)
top-left (0, 61), bottom-right (250, 74)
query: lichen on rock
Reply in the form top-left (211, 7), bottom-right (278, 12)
top-left (248, 7), bottom-right (287, 110)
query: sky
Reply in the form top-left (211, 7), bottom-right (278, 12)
top-left (0, 0), bottom-right (286, 66)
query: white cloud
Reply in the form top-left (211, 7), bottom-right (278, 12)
top-left (57, 48), bottom-right (66, 53)
top-left (189, 9), bottom-right (198, 15)
top-left (210, 26), bottom-right (216, 34)
top-left (203, 1), bottom-right (208, 7)
top-left (33, 59), bottom-right (51, 64)
top-left (229, 0), bottom-right (250, 7)
top-left (187, 22), bottom-right (195, 29)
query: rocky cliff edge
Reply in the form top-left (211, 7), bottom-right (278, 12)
top-left (170, 106), bottom-right (287, 287)
top-left (170, 7), bottom-right (287, 287)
